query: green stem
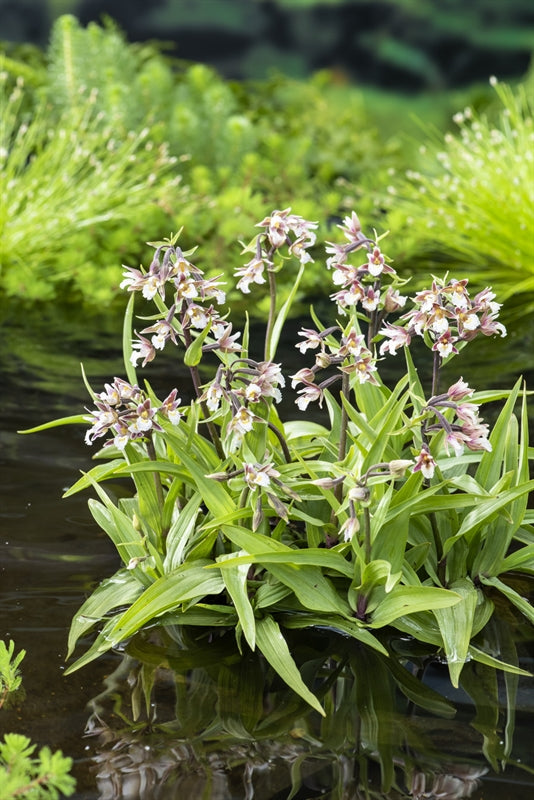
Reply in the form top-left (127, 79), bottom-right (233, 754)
top-left (11, 773), bottom-right (55, 798)
top-left (183, 324), bottom-right (225, 459)
top-left (238, 485), bottom-right (250, 529)
top-left (146, 434), bottom-right (164, 513)
top-left (429, 511), bottom-right (446, 584)
top-left (331, 373), bottom-right (351, 526)
top-left (363, 505), bottom-right (372, 563)
top-left (265, 266), bottom-right (277, 362)
top-left (334, 371), bottom-right (351, 508)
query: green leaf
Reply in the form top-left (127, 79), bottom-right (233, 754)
top-left (163, 494), bottom-right (203, 571)
top-left (220, 527), bottom-right (350, 615)
top-left (176, 449), bottom-right (236, 517)
top-left (67, 569), bottom-right (143, 658)
top-left (361, 376), bottom-right (409, 470)
top-left (267, 260), bottom-right (306, 360)
top-left (383, 649), bottom-right (456, 717)
top-left (123, 292), bottom-right (137, 385)
top-left (255, 614), bottom-right (324, 715)
top-left (87, 496), bottom-right (151, 578)
top-left (497, 544), bottom-right (534, 574)
top-left (62, 458), bottom-right (125, 496)
top-left (109, 563), bottom-right (225, 643)
top-left (218, 552), bottom-right (256, 651)
top-left (18, 414), bottom-right (89, 434)
top-left (479, 575), bottom-right (534, 624)
top-left (433, 578), bottom-right (479, 687)
top-left (279, 612), bottom-right (388, 655)
top-left (64, 617), bottom-right (118, 674)
top-left (184, 320), bottom-right (212, 366)
top-left (475, 378), bottom-right (520, 489)
top-left (468, 645), bottom-right (532, 676)
top-left (368, 586), bottom-right (461, 628)
top-left (124, 445), bottom-right (164, 541)
top-left (214, 547), bottom-right (353, 578)
top-left (442, 479), bottom-right (534, 554)
top-left (268, 563), bottom-right (350, 616)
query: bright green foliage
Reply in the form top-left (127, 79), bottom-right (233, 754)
top-left (23, 209), bottom-right (533, 711)
top-left (0, 14), bottom-right (409, 312)
top-left (5, 15), bottom-right (530, 317)
top-left (385, 70), bottom-right (534, 314)
top-left (0, 18), bottom-right (180, 307)
top-left (0, 641), bottom-right (76, 800)
top-left (0, 641), bottom-right (24, 708)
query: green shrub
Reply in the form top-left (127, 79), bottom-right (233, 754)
top-left (0, 641), bottom-right (75, 800)
top-left (0, 15), bottom-right (409, 313)
top-left (384, 70), bottom-right (534, 315)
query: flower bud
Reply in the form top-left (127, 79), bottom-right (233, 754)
top-left (348, 485), bottom-right (370, 503)
top-left (315, 351), bottom-right (332, 369)
top-left (447, 377), bottom-right (473, 402)
top-left (388, 459), bottom-right (413, 478)
top-left (312, 476), bottom-right (344, 489)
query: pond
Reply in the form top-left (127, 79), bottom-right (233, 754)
top-left (1, 308), bottom-right (533, 799)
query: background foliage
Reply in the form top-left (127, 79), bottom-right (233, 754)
top-left (2, 0), bottom-right (533, 87)
top-left (4, 13), bottom-right (531, 318)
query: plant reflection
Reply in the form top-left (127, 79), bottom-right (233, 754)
top-left (84, 622), bottom-right (531, 800)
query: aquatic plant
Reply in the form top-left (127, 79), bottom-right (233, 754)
top-left (0, 641), bottom-right (75, 799)
top-left (384, 71), bottom-right (534, 315)
top-left (24, 209), bottom-right (533, 713)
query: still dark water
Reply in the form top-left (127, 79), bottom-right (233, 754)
top-left (0, 309), bottom-right (533, 799)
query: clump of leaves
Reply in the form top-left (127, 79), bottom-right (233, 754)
top-left (23, 206), bottom-right (533, 713)
top-left (384, 70), bottom-right (534, 316)
top-left (0, 641), bottom-right (76, 800)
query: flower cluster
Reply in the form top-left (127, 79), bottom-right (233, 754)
top-left (121, 242), bottom-right (237, 367)
top-left (412, 377), bottom-right (492, 480)
top-left (326, 212), bottom-right (406, 316)
top-left (84, 378), bottom-right (182, 450)
top-left (379, 278), bottom-right (506, 359)
top-left (201, 359), bottom-right (285, 453)
top-left (291, 325), bottom-right (378, 410)
top-left (235, 208), bottom-right (318, 293)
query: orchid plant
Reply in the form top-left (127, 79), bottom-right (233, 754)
top-left (24, 208), bottom-right (533, 712)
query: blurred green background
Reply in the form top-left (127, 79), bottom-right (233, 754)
top-left (2, 0), bottom-right (533, 88)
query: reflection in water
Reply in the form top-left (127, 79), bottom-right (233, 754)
top-left (81, 624), bottom-right (532, 800)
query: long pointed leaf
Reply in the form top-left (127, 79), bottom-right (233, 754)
top-left (433, 578), bottom-right (479, 687)
top-left (110, 564), bottom-right (225, 643)
top-left (218, 552), bottom-right (256, 651)
top-left (255, 615), bottom-right (325, 715)
top-left (163, 494), bottom-right (203, 571)
top-left (368, 586), bottom-right (461, 628)
top-left (479, 575), bottom-right (534, 624)
top-left (67, 569), bottom-right (143, 658)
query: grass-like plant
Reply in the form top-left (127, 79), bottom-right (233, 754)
top-left (0, 67), bottom-right (179, 306)
top-left (384, 71), bottom-right (534, 315)
top-left (23, 208), bottom-right (533, 713)
top-left (0, 641), bottom-right (75, 800)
